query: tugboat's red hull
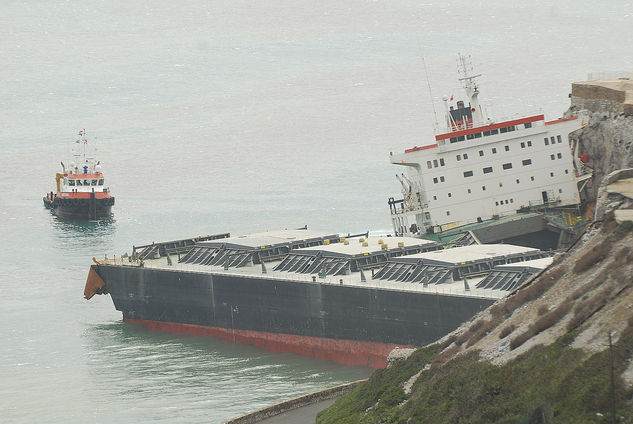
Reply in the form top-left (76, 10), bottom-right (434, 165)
top-left (43, 196), bottom-right (114, 219)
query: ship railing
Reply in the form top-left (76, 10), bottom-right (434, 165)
top-left (130, 261), bottom-right (505, 300)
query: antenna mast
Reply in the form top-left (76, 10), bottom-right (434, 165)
top-left (457, 54), bottom-right (484, 126)
top-left (422, 56), bottom-right (440, 132)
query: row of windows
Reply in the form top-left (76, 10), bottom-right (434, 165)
top-left (430, 171), bottom-right (570, 200)
top-left (426, 158), bottom-right (446, 169)
top-left (463, 162), bottom-right (520, 178)
top-left (550, 153), bottom-right (563, 160)
top-left (448, 122), bottom-right (533, 143)
top-left (545, 135), bottom-right (563, 145)
top-left (495, 198), bottom-right (515, 206)
top-left (66, 179), bottom-right (104, 186)
top-left (432, 134), bottom-right (562, 167)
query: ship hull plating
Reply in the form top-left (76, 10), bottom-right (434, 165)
top-left (95, 265), bottom-right (494, 368)
top-left (44, 197), bottom-right (114, 219)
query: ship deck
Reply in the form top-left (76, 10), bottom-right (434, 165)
top-left (99, 230), bottom-right (555, 301)
top-left (108, 250), bottom-right (552, 301)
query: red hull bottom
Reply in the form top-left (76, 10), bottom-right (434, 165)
top-left (124, 318), bottom-right (414, 368)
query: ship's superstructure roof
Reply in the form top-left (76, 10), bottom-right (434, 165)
top-left (197, 230), bottom-right (338, 250)
top-left (273, 236), bottom-right (441, 275)
top-left (179, 230), bottom-right (340, 268)
top-left (292, 236), bottom-right (436, 257)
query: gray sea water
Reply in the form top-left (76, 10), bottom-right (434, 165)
top-left (1, 1), bottom-right (632, 422)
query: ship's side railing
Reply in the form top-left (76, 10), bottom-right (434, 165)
top-left (99, 259), bottom-right (506, 300)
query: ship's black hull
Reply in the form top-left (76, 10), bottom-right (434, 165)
top-left (44, 196), bottom-right (114, 219)
top-left (93, 264), bottom-right (494, 367)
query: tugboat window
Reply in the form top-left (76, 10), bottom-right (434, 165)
top-left (84, 180), bottom-right (90, 186)
top-left (69, 180), bottom-right (75, 186)
top-left (76, 180), bottom-right (82, 186)
top-left (98, 179), bottom-right (104, 185)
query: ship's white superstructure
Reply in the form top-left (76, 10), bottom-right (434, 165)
top-left (389, 55), bottom-right (584, 237)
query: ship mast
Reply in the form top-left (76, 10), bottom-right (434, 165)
top-left (457, 54), bottom-right (484, 126)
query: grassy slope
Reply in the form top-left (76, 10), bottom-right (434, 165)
top-left (317, 221), bottom-right (633, 424)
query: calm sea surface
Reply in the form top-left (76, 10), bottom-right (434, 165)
top-left (1, 1), bottom-right (632, 422)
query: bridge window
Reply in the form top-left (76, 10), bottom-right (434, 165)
top-left (98, 179), bottom-right (104, 185)
top-left (84, 180), bottom-right (90, 186)
top-left (91, 180), bottom-right (98, 186)
top-left (68, 180), bottom-right (75, 186)
top-left (76, 180), bottom-right (82, 186)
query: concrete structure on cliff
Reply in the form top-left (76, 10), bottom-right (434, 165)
top-left (569, 73), bottom-right (633, 196)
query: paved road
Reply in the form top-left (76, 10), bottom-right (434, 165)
top-left (257, 398), bottom-right (337, 424)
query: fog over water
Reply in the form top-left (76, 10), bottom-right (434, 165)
top-left (1, 1), bottom-right (632, 422)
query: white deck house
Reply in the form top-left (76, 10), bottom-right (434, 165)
top-left (389, 56), bottom-right (583, 237)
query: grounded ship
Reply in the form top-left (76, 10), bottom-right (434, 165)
top-left (44, 130), bottom-right (115, 220)
top-left (84, 57), bottom-right (589, 368)
top-left (85, 231), bottom-right (553, 368)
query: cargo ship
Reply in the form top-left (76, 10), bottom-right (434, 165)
top-left (84, 56), bottom-right (586, 368)
top-left (85, 230), bottom-right (554, 368)
top-left (44, 130), bottom-right (115, 219)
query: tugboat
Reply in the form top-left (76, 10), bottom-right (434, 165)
top-left (43, 130), bottom-right (115, 219)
